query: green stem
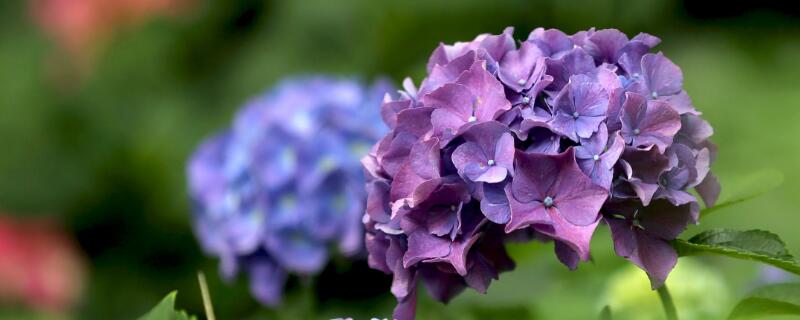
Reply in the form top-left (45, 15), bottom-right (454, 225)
top-left (657, 285), bottom-right (678, 320)
top-left (197, 272), bottom-right (216, 320)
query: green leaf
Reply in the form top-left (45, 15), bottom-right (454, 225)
top-left (138, 291), bottom-right (197, 320)
top-left (701, 169), bottom-right (783, 218)
top-left (599, 305), bottom-right (612, 320)
top-left (728, 283), bottom-right (800, 319)
top-left (673, 229), bottom-right (800, 275)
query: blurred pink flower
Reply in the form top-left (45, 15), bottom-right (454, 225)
top-left (0, 215), bottom-right (86, 312)
top-left (29, 0), bottom-right (195, 78)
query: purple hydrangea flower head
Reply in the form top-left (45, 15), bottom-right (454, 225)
top-left (365, 27), bottom-right (719, 319)
top-left (188, 76), bottom-right (390, 307)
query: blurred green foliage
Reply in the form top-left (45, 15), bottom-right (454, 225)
top-left (1, 0), bottom-right (799, 319)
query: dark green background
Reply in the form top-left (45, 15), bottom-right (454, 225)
top-left (1, 0), bottom-right (799, 319)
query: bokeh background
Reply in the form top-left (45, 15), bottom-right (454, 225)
top-left (1, 0), bottom-right (799, 319)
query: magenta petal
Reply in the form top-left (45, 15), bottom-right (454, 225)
top-left (421, 50), bottom-right (477, 94)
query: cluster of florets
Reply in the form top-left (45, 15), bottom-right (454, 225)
top-left (362, 27), bottom-right (720, 319)
top-left (188, 77), bottom-right (389, 306)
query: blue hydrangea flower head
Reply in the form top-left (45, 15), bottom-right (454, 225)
top-left (188, 76), bottom-right (390, 306)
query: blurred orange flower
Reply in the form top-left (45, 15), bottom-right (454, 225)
top-left (0, 215), bottom-right (86, 313)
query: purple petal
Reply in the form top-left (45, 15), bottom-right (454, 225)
top-left (420, 51), bottom-right (477, 95)
top-left (392, 276), bottom-right (418, 320)
top-left (511, 150), bottom-right (558, 203)
top-left (499, 42), bottom-right (546, 92)
top-left (527, 28), bottom-right (574, 57)
top-left (620, 92), bottom-right (681, 151)
top-left (641, 52), bottom-right (683, 97)
top-left (426, 83), bottom-right (474, 140)
top-left (676, 113), bottom-right (713, 146)
top-left (551, 74), bottom-right (609, 140)
top-left (695, 172), bottom-right (721, 208)
top-left (381, 96), bottom-right (412, 129)
top-left (554, 240), bottom-right (581, 270)
top-left (419, 265), bottom-right (466, 303)
top-left (659, 90), bottom-right (697, 115)
top-left (403, 231), bottom-right (451, 267)
top-left (366, 233), bottom-right (391, 273)
top-left (451, 121), bottom-right (514, 183)
top-left (249, 256), bottom-right (287, 307)
top-left (505, 191), bottom-right (550, 233)
top-left (639, 200), bottom-right (696, 240)
top-left (544, 48), bottom-right (596, 93)
top-left (455, 61), bottom-right (513, 121)
top-left (584, 28), bottom-right (629, 64)
top-left (635, 232), bottom-right (678, 288)
top-left (525, 126), bottom-right (561, 155)
top-left (479, 181), bottom-right (511, 224)
top-left (551, 150), bottom-right (609, 226)
top-left (430, 231), bottom-right (482, 276)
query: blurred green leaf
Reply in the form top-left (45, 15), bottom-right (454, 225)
top-left (728, 283), bottom-right (800, 319)
top-left (599, 305), bottom-right (612, 320)
top-left (701, 169), bottom-right (784, 218)
top-left (674, 229), bottom-right (800, 275)
top-left (138, 291), bottom-right (197, 320)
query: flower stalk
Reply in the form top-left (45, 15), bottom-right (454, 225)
top-left (657, 285), bottom-right (678, 320)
